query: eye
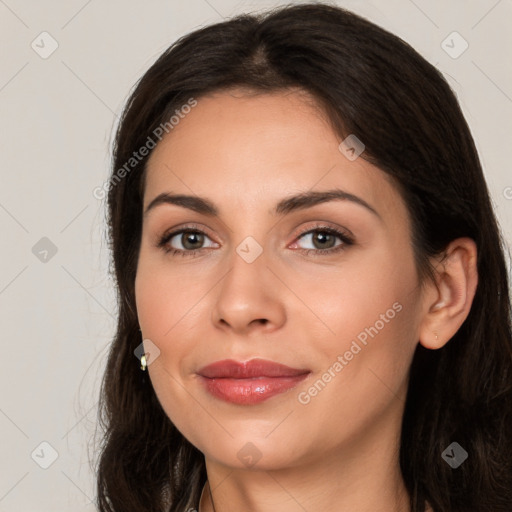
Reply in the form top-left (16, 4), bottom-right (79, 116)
top-left (291, 225), bottom-right (354, 255)
top-left (157, 226), bottom-right (217, 256)
top-left (156, 223), bottom-right (354, 257)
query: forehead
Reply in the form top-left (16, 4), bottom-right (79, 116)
top-left (143, 89), bottom-right (403, 223)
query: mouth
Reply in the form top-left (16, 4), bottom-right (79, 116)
top-left (197, 358), bottom-right (311, 405)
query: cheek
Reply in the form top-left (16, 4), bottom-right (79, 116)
top-left (310, 247), bottom-right (416, 345)
top-left (135, 260), bottom-right (204, 441)
top-left (294, 300), bottom-right (418, 454)
top-left (135, 251), bottom-right (207, 335)
top-left (306, 246), bottom-right (420, 399)
top-left (134, 254), bottom-right (212, 391)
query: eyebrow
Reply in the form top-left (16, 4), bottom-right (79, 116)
top-left (143, 189), bottom-right (381, 219)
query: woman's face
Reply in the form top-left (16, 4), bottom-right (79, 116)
top-left (135, 88), bottom-right (426, 470)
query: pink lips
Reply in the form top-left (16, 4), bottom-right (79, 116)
top-left (197, 358), bottom-right (310, 405)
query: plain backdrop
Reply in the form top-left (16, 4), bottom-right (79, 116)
top-left (0, 0), bottom-right (511, 510)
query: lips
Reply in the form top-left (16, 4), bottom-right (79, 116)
top-left (197, 358), bottom-right (310, 405)
top-left (198, 358), bottom-right (309, 378)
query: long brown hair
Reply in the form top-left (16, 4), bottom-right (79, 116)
top-left (96, 3), bottom-right (512, 511)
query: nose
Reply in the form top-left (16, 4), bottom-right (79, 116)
top-left (211, 247), bottom-right (286, 336)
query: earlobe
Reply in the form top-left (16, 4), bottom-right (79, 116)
top-left (418, 238), bottom-right (478, 350)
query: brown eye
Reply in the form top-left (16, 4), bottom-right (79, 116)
top-left (295, 227), bottom-right (353, 253)
top-left (310, 231), bottom-right (337, 250)
top-left (179, 231), bottom-right (205, 250)
top-left (157, 227), bottom-right (217, 256)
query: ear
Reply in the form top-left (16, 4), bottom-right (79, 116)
top-left (418, 237), bottom-right (478, 350)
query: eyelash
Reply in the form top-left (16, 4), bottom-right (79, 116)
top-left (156, 223), bottom-right (355, 258)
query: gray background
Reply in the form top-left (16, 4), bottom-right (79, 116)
top-left (0, 0), bottom-right (511, 510)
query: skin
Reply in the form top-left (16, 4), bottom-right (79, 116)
top-left (135, 88), bottom-right (478, 512)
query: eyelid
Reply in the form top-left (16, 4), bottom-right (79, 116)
top-left (157, 222), bottom-right (218, 247)
top-left (293, 222), bottom-right (354, 242)
top-left (158, 222), bottom-right (216, 241)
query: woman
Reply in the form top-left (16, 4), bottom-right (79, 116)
top-left (96, 3), bottom-right (512, 511)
